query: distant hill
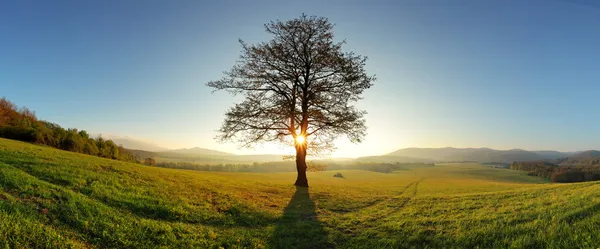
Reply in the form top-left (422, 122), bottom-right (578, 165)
top-left (168, 147), bottom-right (234, 156)
top-left (356, 155), bottom-right (436, 163)
top-left (532, 150), bottom-right (574, 159)
top-left (386, 147), bottom-right (572, 163)
top-left (555, 150), bottom-right (600, 166)
top-left (386, 147), bottom-right (467, 161)
top-left (508, 150), bottom-right (600, 170)
top-left (568, 150), bottom-right (600, 159)
top-left (102, 136), bottom-right (168, 152)
top-left (127, 144), bottom-right (588, 166)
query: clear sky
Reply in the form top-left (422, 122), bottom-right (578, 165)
top-left (1, 0), bottom-right (599, 157)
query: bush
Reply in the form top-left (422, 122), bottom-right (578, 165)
top-left (143, 158), bottom-right (156, 166)
top-left (333, 172), bottom-right (344, 178)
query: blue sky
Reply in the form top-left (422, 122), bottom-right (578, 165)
top-left (1, 0), bottom-right (599, 157)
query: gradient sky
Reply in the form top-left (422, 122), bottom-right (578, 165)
top-left (1, 0), bottom-right (599, 157)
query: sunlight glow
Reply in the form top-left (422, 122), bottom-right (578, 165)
top-left (295, 135), bottom-right (306, 144)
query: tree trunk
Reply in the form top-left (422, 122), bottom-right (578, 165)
top-left (294, 145), bottom-right (309, 187)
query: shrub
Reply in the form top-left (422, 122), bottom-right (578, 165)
top-left (144, 158), bottom-right (156, 166)
top-left (333, 172), bottom-right (344, 178)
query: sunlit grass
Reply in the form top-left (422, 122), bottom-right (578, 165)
top-left (1, 138), bottom-right (600, 248)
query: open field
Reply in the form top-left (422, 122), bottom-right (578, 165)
top-left (1, 138), bottom-right (600, 248)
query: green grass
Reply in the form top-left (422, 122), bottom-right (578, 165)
top-left (1, 138), bottom-right (600, 248)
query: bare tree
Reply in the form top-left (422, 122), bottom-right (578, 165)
top-left (208, 14), bottom-right (375, 187)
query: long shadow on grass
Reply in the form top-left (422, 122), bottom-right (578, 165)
top-left (269, 187), bottom-right (332, 249)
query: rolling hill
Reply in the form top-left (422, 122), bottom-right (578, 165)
top-left (513, 150), bottom-right (600, 167)
top-left (125, 145), bottom-right (582, 166)
top-left (556, 150), bottom-right (600, 166)
top-left (3, 137), bottom-right (600, 248)
top-left (355, 155), bottom-right (435, 163)
top-left (569, 150), bottom-right (600, 159)
top-left (386, 147), bottom-right (573, 163)
top-left (532, 150), bottom-right (573, 159)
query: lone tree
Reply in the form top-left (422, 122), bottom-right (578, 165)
top-left (208, 15), bottom-right (375, 187)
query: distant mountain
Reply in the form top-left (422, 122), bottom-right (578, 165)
top-left (169, 147), bottom-right (234, 156)
top-left (569, 150), bottom-right (600, 159)
top-left (356, 155), bottom-right (435, 163)
top-left (386, 147), bottom-right (466, 161)
top-left (386, 147), bottom-right (571, 163)
top-left (532, 150), bottom-right (574, 159)
top-left (555, 150), bottom-right (600, 166)
top-left (102, 136), bottom-right (168, 152)
top-left (125, 143), bottom-right (587, 166)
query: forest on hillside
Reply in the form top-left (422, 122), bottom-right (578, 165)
top-left (0, 97), bottom-right (137, 162)
top-left (510, 161), bottom-right (600, 183)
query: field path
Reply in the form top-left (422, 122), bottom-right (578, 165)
top-left (388, 177), bottom-right (424, 209)
top-left (335, 177), bottom-right (426, 235)
top-left (358, 176), bottom-right (424, 211)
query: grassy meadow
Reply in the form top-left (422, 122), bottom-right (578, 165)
top-left (1, 137), bottom-right (600, 248)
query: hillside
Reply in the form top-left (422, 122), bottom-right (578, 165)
top-left (3, 137), bottom-right (600, 248)
top-left (532, 150), bottom-right (573, 159)
top-left (554, 150), bottom-right (600, 166)
top-left (508, 150), bottom-right (600, 182)
top-left (571, 150), bottom-right (600, 158)
top-left (0, 97), bottom-right (138, 163)
top-left (387, 147), bottom-right (571, 163)
top-left (513, 150), bottom-right (600, 168)
top-left (127, 145), bottom-right (581, 166)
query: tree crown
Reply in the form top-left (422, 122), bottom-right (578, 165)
top-left (208, 14), bottom-right (375, 155)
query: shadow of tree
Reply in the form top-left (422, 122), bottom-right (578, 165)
top-left (269, 187), bottom-right (332, 249)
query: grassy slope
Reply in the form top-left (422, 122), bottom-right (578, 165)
top-left (1, 138), bottom-right (600, 248)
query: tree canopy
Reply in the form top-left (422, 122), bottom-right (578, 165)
top-left (208, 14), bottom-right (375, 186)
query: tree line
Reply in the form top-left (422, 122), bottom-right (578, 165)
top-left (0, 97), bottom-right (137, 163)
top-left (510, 161), bottom-right (600, 183)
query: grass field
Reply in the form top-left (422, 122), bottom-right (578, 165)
top-left (1, 138), bottom-right (600, 248)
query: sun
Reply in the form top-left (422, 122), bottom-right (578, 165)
top-left (295, 135), bottom-right (306, 144)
